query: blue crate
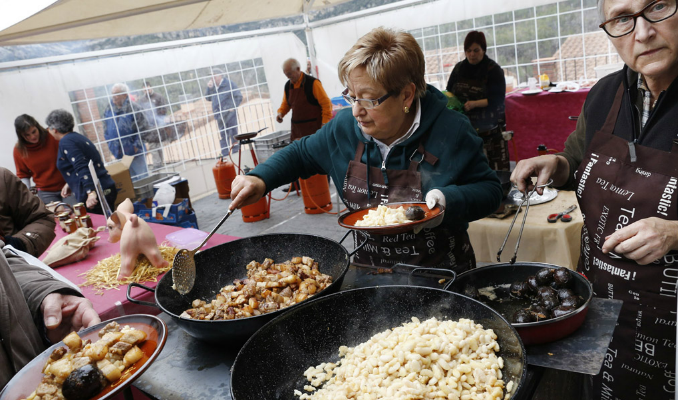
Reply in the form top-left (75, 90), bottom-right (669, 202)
top-left (134, 198), bottom-right (190, 224)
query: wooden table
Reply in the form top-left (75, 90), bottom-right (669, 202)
top-left (506, 88), bottom-right (589, 161)
top-left (468, 190), bottom-right (583, 270)
top-left (40, 213), bottom-right (239, 321)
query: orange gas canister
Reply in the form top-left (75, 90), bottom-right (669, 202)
top-left (213, 157), bottom-right (236, 199)
top-left (300, 174), bottom-right (333, 214)
top-left (241, 197), bottom-right (270, 223)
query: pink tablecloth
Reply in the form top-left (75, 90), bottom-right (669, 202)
top-left (41, 213), bottom-right (239, 321)
top-left (506, 88), bottom-right (590, 161)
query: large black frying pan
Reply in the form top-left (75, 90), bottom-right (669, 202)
top-left (447, 262), bottom-right (593, 345)
top-left (231, 286), bottom-right (527, 399)
top-left (127, 233), bottom-right (356, 343)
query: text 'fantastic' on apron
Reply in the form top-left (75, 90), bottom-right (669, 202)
top-left (575, 83), bottom-right (678, 399)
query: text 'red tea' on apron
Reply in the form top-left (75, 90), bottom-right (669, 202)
top-left (343, 140), bottom-right (475, 271)
top-left (575, 84), bottom-right (678, 399)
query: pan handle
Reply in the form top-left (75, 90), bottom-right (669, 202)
top-left (406, 267), bottom-right (457, 290)
top-left (126, 283), bottom-right (160, 309)
top-left (340, 230), bottom-right (369, 257)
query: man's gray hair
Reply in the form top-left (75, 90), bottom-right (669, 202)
top-left (212, 68), bottom-right (224, 76)
top-left (111, 82), bottom-right (129, 94)
top-left (283, 58), bottom-right (300, 70)
top-left (45, 109), bottom-right (75, 134)
top-left (598, 0), bottom-right (607, 23)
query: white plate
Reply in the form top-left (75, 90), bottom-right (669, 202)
top-left (548, 87), bottom-right (564, 93)
top-left (506, 186), bottom-right (558, 206)
top-left (564, 82), bottom-right (581, 92)
top-left (521, 89), bottom-right (543, 95)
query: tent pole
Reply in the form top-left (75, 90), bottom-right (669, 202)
top-left (303, 0), bottom-right (318, 79)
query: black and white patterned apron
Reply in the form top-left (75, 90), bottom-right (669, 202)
top-left (343, 140), bottom-right (475, 271)
top-left (576, 84), bottom-right (678, 399)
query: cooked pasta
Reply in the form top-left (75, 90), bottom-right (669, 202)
top-left (355, 205), bottom-right (410, 227)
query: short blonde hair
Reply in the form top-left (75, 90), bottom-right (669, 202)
top-left (338, 27), bottom-right (427, 100)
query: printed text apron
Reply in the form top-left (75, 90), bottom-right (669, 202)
top-left (575, 84), bottom-right (678, 399)
top-left (343, 140), bottom-right (475, 270)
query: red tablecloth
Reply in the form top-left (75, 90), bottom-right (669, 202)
top-left (41, 214), bottom-right (239, 321)
top-left (506, 88), bottom-right (590, 161)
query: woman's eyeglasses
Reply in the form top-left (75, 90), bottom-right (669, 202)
top-left (342, 88), bottom-right (391, 110)
top-left (599, 0), bottom-right (677, 38)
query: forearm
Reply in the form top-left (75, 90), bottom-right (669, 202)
top-left (277, 96), bottom-right (291, 117)
top-left (5, 249), bottom-right (80, 319)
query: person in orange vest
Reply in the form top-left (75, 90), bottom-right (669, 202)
top-left (276, 58), bottom-right (333, 141)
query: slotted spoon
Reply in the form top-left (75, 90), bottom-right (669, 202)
top-left (172, 209), bottom-right (234, 294)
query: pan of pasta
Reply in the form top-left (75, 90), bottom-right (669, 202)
top-left (338, 202), bottom-right (445, 235)
top-left (231, 286), bottom-right (527, 400)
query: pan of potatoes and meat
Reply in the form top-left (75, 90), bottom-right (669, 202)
top-left (126, 233), bottom-right (362, 343)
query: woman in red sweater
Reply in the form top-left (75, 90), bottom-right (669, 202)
top-left (13, 114), bottom-right (67, 204)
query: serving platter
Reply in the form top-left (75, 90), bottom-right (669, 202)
top-left (505, 186), bottom-right (558, 206)
top-left (0, 314), bottom-right (167, 400)
top-left (338, 201), bottom-right (444, 235)
top-left (521, 89), bottom-right (543, 95)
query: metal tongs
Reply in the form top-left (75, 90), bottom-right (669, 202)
top-left (497, 179), bottom-right (553, 264)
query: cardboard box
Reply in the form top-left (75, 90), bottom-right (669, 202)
top-left (105, 156), bottom-right (134, 208)
top-left (133, 198), bottom-right (190, 224)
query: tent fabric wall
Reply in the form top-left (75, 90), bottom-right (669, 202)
top-left (0, 33), bottom-right (306, 171)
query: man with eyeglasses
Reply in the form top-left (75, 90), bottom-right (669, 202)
top-left (276, 58), bottom-right (332, 141)
top-left (511, 0), bottom-right (678, 397)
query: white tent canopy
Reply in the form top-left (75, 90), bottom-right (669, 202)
top-left (0, 0), bottom-right (351, 45)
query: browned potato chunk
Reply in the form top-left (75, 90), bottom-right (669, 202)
top-left (84, 341), bottom-right (109, 361)
top-left (48, 357), bottom-right (74, 382)
top-left (62, 331), bottom-right (82, 350)
top-left (123, 346), bottom-right (144, 367)
top-left (97, 359), bottom-right (122, 382)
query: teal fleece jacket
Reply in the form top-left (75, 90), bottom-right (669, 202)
top-left (250, 85), bottom-right (502, 233)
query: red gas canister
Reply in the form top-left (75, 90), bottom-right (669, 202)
top-left (213, 157), bottom-right (236, 199)
top-left (241, 197), bottom-right (270, 222)
top-left (300, 174), bottom-right (332, 214)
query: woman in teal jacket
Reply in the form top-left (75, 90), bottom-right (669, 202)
top-left (231, 28), bottom-right (502, 270)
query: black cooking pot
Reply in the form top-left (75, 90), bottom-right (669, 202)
top-left (231, 286), bottom-right (527, 399)
top-left (127, 233), bottom-right (356, 343)
top-left (447, 262), bottom-right (593, 345)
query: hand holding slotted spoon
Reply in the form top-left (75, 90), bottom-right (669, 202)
top-left (172, 209), bottom-right (234, 294)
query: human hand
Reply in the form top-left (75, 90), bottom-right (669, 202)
top-left (510, 155), bottom-right (564, 195)
top-left (229, 175), bottom-right (267, 211)
top-left (463, 101), bottom-right (475, 112)
top-left (86, 191), bottom-right (98, 208)
top-left (602, 218), bottom-right (678, 265)
top-left (61, 183), bottom-right (71, 198)
top-left (414, 190), bottom-right (446, 234)
top-left (207, 79), bottom-right (214, 89)
top-left (41, 293), bottom-right (100, 344)
top-left (276, 113), bottom-right (284, 123)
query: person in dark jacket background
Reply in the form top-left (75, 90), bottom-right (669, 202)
top-left (103, 83), bottom-right (149, 180)
top-left (205, 68), bottom-right (243, 155)
top-left (230, 27), bottom-right (501, 271)
top-left (447, 31), bottom-right (508, 170)
top-left (46, 109), bottom-right (118, 215)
